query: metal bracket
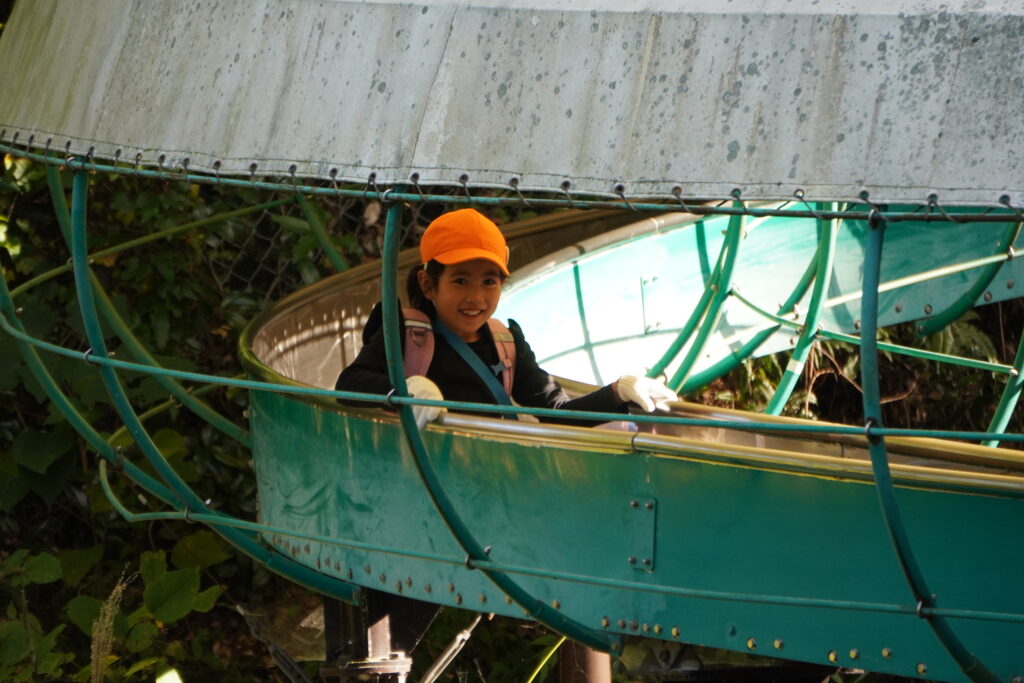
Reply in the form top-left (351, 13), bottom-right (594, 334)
top-left (625, 497), bottom-right (657, 571)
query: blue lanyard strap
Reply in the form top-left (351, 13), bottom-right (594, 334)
top-left (433, 319), bottom-right (513, 406)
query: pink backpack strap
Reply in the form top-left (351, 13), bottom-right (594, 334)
top-left (486, 319), bottom-right (517, 397)
top-left (402, 308), bottom-right (434, 377)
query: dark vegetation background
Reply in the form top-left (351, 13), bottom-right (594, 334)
top-left (1, 3), bottom-right (1020, 681)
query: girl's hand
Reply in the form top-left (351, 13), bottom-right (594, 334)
top-left (614, 375), bottom-right (678, 412)
top-left (405, 375), bottom-right (446, 429)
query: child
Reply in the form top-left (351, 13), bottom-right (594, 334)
top-left (335, 208), bottom-right (677, 428)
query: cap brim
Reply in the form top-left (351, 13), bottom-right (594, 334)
top-left (433, 248), bottom-right (510, 275)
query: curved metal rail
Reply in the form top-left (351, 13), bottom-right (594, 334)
top-left (2, 148), bottom-right (1023, 680)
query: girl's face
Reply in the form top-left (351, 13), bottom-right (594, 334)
top-left (419, 259), bottom-right (503, 342)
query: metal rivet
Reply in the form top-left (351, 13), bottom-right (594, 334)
top-left (629, 620), bottom-right (638, 632)
top-left (378, 573), bottom-right (386, 583)
top-left (334, 561), bottom-right (341, 571)
top-left (551, 600), bottom-right (560, 609)
top-left (1007, 280), bottom-right (1015, 289)
top-left (447, 582), bottom-right (455, 592)
top-left (642, 558), bottom-right (652, 566)
top-left (601, 617), bottom-right (610, 628)
top-left (924, 304), bottom-right (933, 314)
top-left (617, 619), bottom-right (626, 629)
top-left (644, 501), bottom-right (654, 510)
top-left (773, 639), bottom-right (784, 650)
top-left (653, 624), bottom-right (662, 634)
top-left (882, 647), bottom-right (893, 659)
top-left (642, 623), bottom-right (650, 633)
top-left (396, 581), bottom-right (403, 592)
top-left (347, 569), bottom-right (353, 580)
top-left (849, 649), bottom-right (859, 660)
top-left (479, 594), bottom-right (487, 604)
top-left (455, 594), bottom-right (462, 605)
top-left (363, 564), bottom-right (371, 574)
top-left (630, 500), bottom-right (639, 508)
top-left (628, 557), bottom-right (637, 564)
top-left (984, 291), bottom-right (993, 302)
top-left (671, 627), bottom-right (680, 639)
top-left (747, 638), bottom-right (757, 650)
top-left (828, 650), bottom-right (838, 663)
top-left (504, 595), bottom-right (513, 604)
top-left (916, 663), bottom-right (927, 675)
top-left (405, 577), bottom-right (413, 587)
top-left (424, 584), bottom-right (432, 593)
top-left (854, 320), bottom-right (861, 331)
top-left (727, 625), bottom-right (737, 636)
top-left (895, 303), bottom-right (903, 313)
top-left (316, 559), bottom-right (321, 568)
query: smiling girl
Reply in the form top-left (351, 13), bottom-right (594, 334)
top-left (335, 209), bottom-right (676, 428)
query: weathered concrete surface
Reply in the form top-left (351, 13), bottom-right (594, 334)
top-left (0, 0), bottom-right (1020, 204)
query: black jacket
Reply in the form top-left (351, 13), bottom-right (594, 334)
top-left (334, 309), bottom-right (626, 426)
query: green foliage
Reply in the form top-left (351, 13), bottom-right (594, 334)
top-left (0, 155), bottom-right (340, 678)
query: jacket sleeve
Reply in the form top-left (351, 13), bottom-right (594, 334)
top-left (334, 326), bottom-right (395, 400)
top-left (507, 319), bottom-right (628, 425)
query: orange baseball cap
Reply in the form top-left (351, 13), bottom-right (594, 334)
top-left (419, 208), bottom-right (510, 275)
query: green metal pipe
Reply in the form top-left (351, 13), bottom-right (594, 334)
top-left (93, 460), bottom-right (1024, 625)
top-left (983, 330), bottom-right (1024, 447)
top-left (378, 198), bottom-right (619, 652)
top-left (825, 249), bottom-right (1020, 311)
top-left (765, 205), bottom-right (839, 414)
top-left (730, 290), bottom-right (1014, 374)
top-left (5, 310), bottom-right (1023, 443)
top-left (0, 269), bottom-right (184, 508)
top-left (572, 262), bottom-right (603, 383)
top-left (88, 274), bottom-right (251, 447)
top-left (4, 143), bottom-right (1017, 224)
top-left (917, 221), bottom-right (1022, 337)
top-left (647, 220), bottom-right (724, 380)
top-left (680, 245), bottom-right (820, 393)
top-left (67, 169), bottom-right (358, 604)
top-left (296, 193), bottom-right (348, 273)
top-left (44, 166), bottom-right (251, 446)
top-left (860, 213), bottom-right (997, 683)
top-left (668, 210), bottom-right (746, 390)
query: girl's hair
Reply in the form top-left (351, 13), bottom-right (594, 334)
top-left (406, 259), bottom-right (444, 317)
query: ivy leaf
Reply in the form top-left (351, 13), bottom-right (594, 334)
top-left (171, 530), bottom-right (230, 570)
top-left (151, 428), bottom-right (185, 459)
top-left (18, 552), bottom-right (62, 586)
top-left (1, 549), bottom-right (30, 575)
top-left (11, 425), bottom-right (73, 474)
top-left (125, 656), bottom-right (164, 677)
top-left (0, 455), bottom-right (30, 511)
top-left (192, 585), bottom-right (223, 613)
top-left (66, 595), bottom-right (103, 636)
top-left (35, 624), bottom-right (69, 676)
top-left (0, 621), bottom-right (30, 666)
top-left (125, 622), bottom-right (159, 653)
top-left (143, 567), bottom-right (199, 623)
top-left (57, 545), bottom-right (104, 587)
top-left (139, 550), bottom-right (167, 586)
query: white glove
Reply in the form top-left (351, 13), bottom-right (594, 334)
top-left (405, 375), bottom-right (446, 429)
top-left (615, 375), bottom-right (678, 413)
